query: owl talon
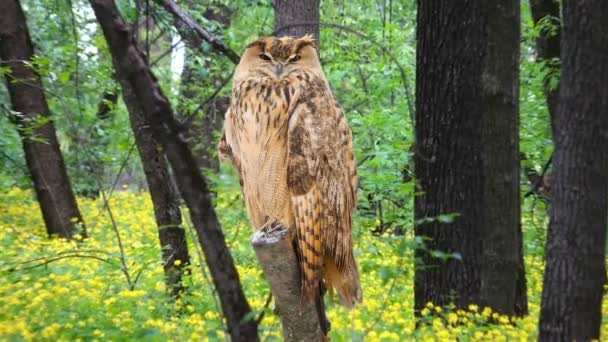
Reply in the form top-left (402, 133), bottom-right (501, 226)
top-left (268, 221), bottom-right (284, 234)
top-left (259, 220), bottom-right (271, 233)
top-left (260, 220), bottom-right (284, 234)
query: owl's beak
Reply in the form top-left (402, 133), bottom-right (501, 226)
top-left (274, 65), bottom-right (284, 78)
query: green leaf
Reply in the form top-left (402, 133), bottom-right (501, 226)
top-left (59, 71), bottom-right (71, 84)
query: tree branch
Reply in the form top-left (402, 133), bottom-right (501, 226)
top-left (155, 0), bottom-right (240, 64)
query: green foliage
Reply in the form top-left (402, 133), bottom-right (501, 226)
top-left (520, 0), bottom-right (556, 169)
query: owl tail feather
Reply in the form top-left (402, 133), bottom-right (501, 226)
top-left (324, 257), bottom-right (363, 310)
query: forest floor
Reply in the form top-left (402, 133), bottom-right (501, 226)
top-left (1, 187), bottom-right (607, 341)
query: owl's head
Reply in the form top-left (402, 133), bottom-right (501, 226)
top-left (234, 35), bottom-right (322, 83)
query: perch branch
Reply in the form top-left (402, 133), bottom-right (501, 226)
top-left (251, 226), bottom-right (326, 341)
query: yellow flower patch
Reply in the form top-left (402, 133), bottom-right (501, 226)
top-left (0, 188), bottom-right (607, 341)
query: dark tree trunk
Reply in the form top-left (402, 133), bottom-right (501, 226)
top-left (479, 2), bottom-right (527, 316)
top-left (88, 0), bottom-right (258, 340)
top-left (539, 1), bottom-right (608, 341)
top-left (123, 83), bottom-right (190, 298)
top-left (415, 2), bottom-right (526, 314)
top-left (514, 221), bottom-right (529, 316)
top-left (275, 0), bottom-right (320, 43)
top-left (0, 0), bottom-right (85, 239)
top-left (414, 1), bottom-right (484, 311)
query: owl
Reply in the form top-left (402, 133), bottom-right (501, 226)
top-left (219, 35), bottom-right (362, 309)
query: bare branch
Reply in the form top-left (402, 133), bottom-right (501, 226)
top-left (96, 177), bottom-right (133, 287)
top-left (4, 254), bottom-right (121, 273)
top-left (155, 0), bottom-right (240, 64)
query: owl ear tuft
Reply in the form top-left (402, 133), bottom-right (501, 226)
top-left (300, 34), bottom-right (315, 45)
top-left (246, 38), bottom-right (266, 50)
top-left (300, 34), bottom-right (315, 43)
top-left (295, 34), bottom-right (316, 52)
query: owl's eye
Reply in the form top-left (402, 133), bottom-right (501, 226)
top-left (289, 55), bottom-right (301, 63)
top-left (259, 54), bottom-right (271, 61)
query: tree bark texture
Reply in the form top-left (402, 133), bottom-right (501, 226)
top-left (88, 0), bottom-right (258, 340)
top-left (122, 83), bottom-right (190, 298)
top-left (414, 1), bottom-right (485, 311)
top-left (539, 1), bottom-right (608, 341)
top-left (252, 227), bottom-right (324, 342)
top-left (275, 0), bottom-right (320, 43)
top-left (0, 0), bottom-right (85, 239)
top-left (415, 2), bottom-right (526, 314)
top-left (479, 1), bottom-right (527, 316)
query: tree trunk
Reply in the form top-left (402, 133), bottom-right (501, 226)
top-left (479, 1), bottom-right (527, 316)
top-left (415, 2), bottom-right (526, 314)
top-left (0, 0), bottom-right (85, 239)
top-left (539, 1), bottom-right (608, 341)
top-left (88, 0), bottom-right (258, 340)
top-left (275, 0), bottom-right (320, 43)
top-left (123, 83), bottom-right (190, 298)
top-left (514, 221), bottom-right (529, 316)
top-left (414, 1), bottom-right (485, 311)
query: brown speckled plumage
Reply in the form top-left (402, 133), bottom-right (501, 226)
top-left (220, 35), bottom-right (362, 308)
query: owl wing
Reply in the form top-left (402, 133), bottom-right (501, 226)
top-left (287, 84), bottom-right (360, 306)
